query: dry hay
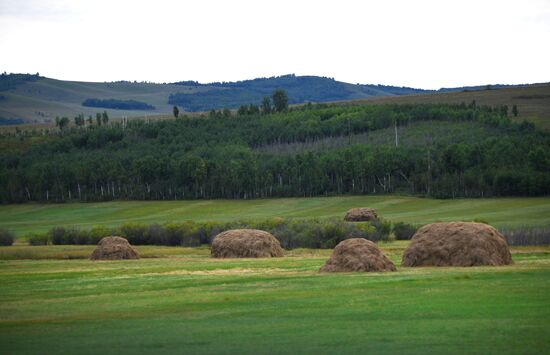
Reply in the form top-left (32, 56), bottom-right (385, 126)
top-left (401, 222), bottom-right (512, 267)
top-left (211, 229), bottom-right (284, 258)
top-left (320, 238), bottom-right (396, 272)
top-left (344, 208), bottom-right (378, 222)
top-left (90, 236), bottom-right (139, 260)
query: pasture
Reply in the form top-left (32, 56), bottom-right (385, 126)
top-left (1, 196), bottom-right (550, 237)
top-left (0, 244), bottom-right (549, 354)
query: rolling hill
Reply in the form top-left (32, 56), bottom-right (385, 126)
top-left (346, 83), bottom-right (550, 130)
top-left (0, 73), bottom-right (432, 123)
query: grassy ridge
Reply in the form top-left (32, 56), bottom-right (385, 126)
top-left (0, 245), bottom-right (548, 354)
top-left (1, 196), bottom-right (549, 237)
top-left (350, 83), bottom-right (550, 130)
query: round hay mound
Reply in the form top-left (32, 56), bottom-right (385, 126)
top-left (320, 238), bottom-right (396, 272)
top-left (344, 208), bottom-right (378, 222)
top-left (401, 222), bottom-right (512, 267)
top-left (211, 229), bottom-right (284, 258)
top-left (90, 236), bottom-right (139, 260)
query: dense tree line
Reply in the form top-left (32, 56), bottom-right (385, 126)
top-left (0, 102), bottom-right (549, 203)
top-left (0, 73), bottom-right (41, 91)
top-left (82, 98), bottom-right (155, 110)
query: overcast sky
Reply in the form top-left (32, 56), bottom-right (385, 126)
top-left (1, 0), bottom-right (549, 89)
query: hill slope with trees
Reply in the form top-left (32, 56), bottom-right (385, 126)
top-left (1, 100), bottom-right (548, 203)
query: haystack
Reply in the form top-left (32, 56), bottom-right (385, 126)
top-left (90, 236), bottom-right (139, 260)
top-left (344, 208), bottom-right (378, 222)
top-left (211, 229), bottom-right (284, 258)
top-left (401, 222), bottom-right (512, 267)
top-left (320, 238), bottom-right (396, 272)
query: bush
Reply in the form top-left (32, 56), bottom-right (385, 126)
top-left (33, 218), bottom-right (394, 249)
top-left (49, 226), bottom-right (66, 245)
top-left (393, 222), bottom-right (418, 240)
top-left (89, 226), bottom-right (113, 244)
top-left (28, 233), bottom-right (50, 245)
top-left (499, 225), bottom-right (550, 246)
top-left (0, 229), bottom-right (15, 246)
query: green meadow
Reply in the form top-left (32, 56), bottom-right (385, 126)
top-left (1, 196), bottom-right (550, 237)
top-left (0, 244), bottom-right (549, 354)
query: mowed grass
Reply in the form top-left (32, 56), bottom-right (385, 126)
top-left (1, 195), bottom-right (549, 237)
top-left (0, 244), bottom-right (548, 354)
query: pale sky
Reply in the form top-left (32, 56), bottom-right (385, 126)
top-left (1, 0), bottom-right (549, 89)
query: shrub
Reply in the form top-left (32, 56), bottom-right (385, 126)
top-left (49, 227), bottom-right (66, 245)
top-left (34, 218), bottom-right (395, 249)
top-left (119, 222), bottom-right (148, 245)
top-left (0, 229), bottom-right (15, 246)
top-left (28, 233), bottom-right (50, 246)
top-left (393, 222), bottom-right (418, 240)
top-left (89, 226), bottom-right (113, 244)
top-left (499, 225), bottom-right (550, 246)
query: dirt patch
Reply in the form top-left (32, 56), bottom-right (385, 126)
top-left (320, 238), bottom-right (396, 272)
top-left (90, 236), bottom-right (139, 260)
top-left (401, 222), bottom-right (512, 267)
top-left (211, 229), bottom-right (284, 258)
top-left (344, 208), bottom-right (378, 222)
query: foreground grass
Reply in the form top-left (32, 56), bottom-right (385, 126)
top-left (2, 195), bottom-right (550, 237)
top-left (0, 245), bottom-right (549, 354)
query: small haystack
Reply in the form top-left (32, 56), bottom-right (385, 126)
top-left (401, 222), bottom-right (512, 267)
top-left (344, 208), bottom-right (378, 222)
top-left (320, 238), bottom-right (396, 272)
top-left (90, 236), bottom-right (139, 260)
top-left (211, 229), bottom-right (284, 258)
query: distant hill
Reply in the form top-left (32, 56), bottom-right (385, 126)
top-left (343, 83), bottom-right (550, 130)
top-left (168, 74), bottom-right (431, 111)
top-left (0, 73), bottom-right (546, 126)
top-left (0, 73), bottom-right (431, 123)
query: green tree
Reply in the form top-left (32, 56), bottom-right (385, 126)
top-left (512, 104), bottom-right (518, 117)
top-left (262, 96), bottom-right (272, 115)
top-left (173, 106), bottom-right (179, 118)
top-left (74, 114), bottom-right (85, 128)
top-left (96, 113), bottom-right (102, 126)
top-left (57, 116), bottom-right (70, 131)
top-left (102, 111), bottom-right (109, 125)
top-left (87, 115), bottom-right (93, 125)
top-left (248, 104), bottom-right (260, 115)
top-left (272, 89), bottom-right (288, 112)
top-left (237, 105), bottom-right (249, 115)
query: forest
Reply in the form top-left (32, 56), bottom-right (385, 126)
top-left (0, 102), bottom-right (549, 203)
top-left (82, 98), bottom-right (156, 110)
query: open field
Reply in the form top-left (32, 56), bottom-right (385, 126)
top-left (0, 244), bottom-right (548, 354)
top-left (1, 196), bottom-right (550, 237)
top-left (348, 83), bottom-right (550, 130)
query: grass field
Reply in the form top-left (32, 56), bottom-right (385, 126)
top-left (1, 196), bottom-right (550, 237)
top-left (0, 243), bottom-right (548, 354)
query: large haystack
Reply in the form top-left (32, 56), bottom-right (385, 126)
top-left (344, 208), bottom-right (378, 222)
top-left (401, 222), bottom-right (512, 267)
top-left (90, 236), bottom-right (139, 260)
top-left (211, 229), bottom-right (284, 258)
top-left (320, 238), bottom-right (396, 272)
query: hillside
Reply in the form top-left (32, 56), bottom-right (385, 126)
top-left (346, 83), bottom-right (550, 130)
top-left (0, 74), bottom-right (429, 123)
top-left (1, 102), bottom-right (549, 203)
